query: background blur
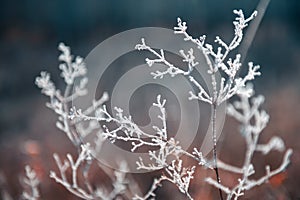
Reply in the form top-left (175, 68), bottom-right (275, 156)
top-left (0, 0), bottom-right (300, 199)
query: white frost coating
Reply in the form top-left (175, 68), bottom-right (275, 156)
top-left (136, 10), bottom-right (260, 105)
top-left (35, 43), bottom-right (137, 199)
top-left (207, 88), bottom-right (293, 200)
top-left (22, 165), bottom-right (40, 200)
top-left (50, 144), bottom-right (129, 200)
top-left (33, 9), bottom-right (293, 200)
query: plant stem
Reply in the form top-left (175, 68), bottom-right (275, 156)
top-left (212, 103), bottom-right (223, 200)
top-left (63, 84), bottom-right (80, 146)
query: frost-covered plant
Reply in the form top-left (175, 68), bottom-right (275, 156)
top-left (205, 85), bottom-right (292, 199)
top-left (0, 166), bottom-right (40, 200)
top-left (35, 43), bottom-right (137, 199)
top-left (50, 143), bottom-right (129, 199)
top-left (32, 9), bottom-right (292, 200)
top-left (68, 9), bottom-right (292, 200)
top-left (71, 94), bottom-right (197, 199)
top-left (134, 10), bottom-right (261, 199)
top-left (22, 165), bottom-right (40, 200)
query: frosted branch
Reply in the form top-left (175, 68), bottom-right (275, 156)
top-left (71, 95), bottom-right (170, 152)
top-left (255, 136), bottom-right (285, 154)
top-left (58, 43), bottom-right (87, 85)
top-left (207, 92), bottom-right (293, 199)
top-left (50, 144), bottom-right (129, 200)
top-left (22, 166), bottom-right (40, 200)
top-left (206, 177), bottom-right (231, 194)
top-left (35, 43), bottom-right (94, 145)
top-left (50, 144), bottom-right (94, 199)
top-left (135, 38), bottom-right (197, 79)
top-left (188, 76), bottom-right (212, 104)
top-left (32, 8), bottom-right (294, 200)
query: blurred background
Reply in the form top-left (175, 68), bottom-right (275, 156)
top-left (0, 0), bottom-right (300, 199)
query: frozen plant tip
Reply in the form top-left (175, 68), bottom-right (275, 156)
top-left (35, 43), bottom-right (88, 145)
top-left (22, 165), bottom-right (40, 200)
